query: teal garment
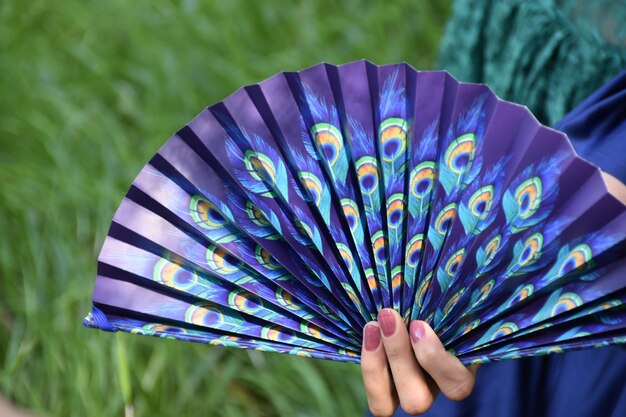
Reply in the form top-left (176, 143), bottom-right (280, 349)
top-left (438, 0), bottom-right (626, 126)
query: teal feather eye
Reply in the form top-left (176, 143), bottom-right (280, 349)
top-left (379, 118), bottom-right (407, 162)
top-left (254, 345), bottom-right (279, 353)
top-left (586, 300), bottom-right (622, 314)
top-left (228, 290), bottom-right (263, 314)
top-left (409, 161), bottom-right (436, 200)
top-left (435, 203), bottom-right (457, 235)
top-left (211, 336), bottom-right (241, 348)
top-left (558, 244), bottom-right (593, 276)
top-left (311, 123), bottom-right (343, 167)
top-left (468, 185), bottom-right (494, 219)
top-left (135, 324), bottom-right (186, 340)
top-left (189, 195), bottom-right (228, 229)
top-left (299, 171), bottom-right (323, 205)
top-left (445, 248), bottom-right (465, 278)
top-left (338, 348), bottom-right (360, 359)
top-left (206, 244), bottom-right (239, 274)
top-left (290, 347), bottom-right (313, 358)
top-left (341, 282), bottom-right (362, 313)
top-left (491, 322), bottom-right (519, 340)
top-left (509, 284), bottom-right (534, 307)
top-left (243, 150), bottom-right (276, 183)
top-left (460, 319), bottom-right (480, 336)
top-left (130, 325), bottom-right (156, 336)
top-left (551, 292), bottom-right (583, 316)
top-left (254, 245), bottom-right (281, 270)
top-left (406, 234), bottom-right (424, 268)
top-left (386, 193), bottom-right (406, 228)
top-left (473, 279), bottom-right (494, 307)
top-left (356, 156), bottom-right (379, 194)
top-left (443, 287), bottom-right (465, 315)
top-left (261, 325), bottom-right (296, 344)
top-left (341, 198), bottom-right (359, 233)
top-left (444, 133), bottom-right (476, 174)
top-left (416, 271), bottom-right (433, 308)
top-left (299, 322), bottom-right (336, 343)
top-left (133, 323), bottom-right (188, 338)
top-left (483, 235), bottom-right (502, 268)
top-left (372, 230), bottom-right (387, 266)
top-left (185, 303), bottom-right (225, 327)
top-left (275, 287), bottom-right (306, 311)
top-left (364, 268), bottom-right (378, 293)
top-left (337, 243), bottom-right (354, 274)
top-left (518, 233), bottom-right (544, 266)
top-left (245, 201), bottom-right (268, 226)
top-left (514, 177), bottom-right (542, 219)
top-left (391, 265), bottom-right (403, 294)
top-left (153, 258), bottom-right (199, 291)
top-left (293, 217), bottom-right (316, 245)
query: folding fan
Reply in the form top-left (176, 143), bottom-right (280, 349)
top-left (85, 61), bottom-right (626, 365)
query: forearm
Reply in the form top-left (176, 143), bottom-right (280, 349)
top-left (602, 172), bottom-right (626, 204)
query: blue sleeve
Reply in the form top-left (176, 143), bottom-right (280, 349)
top-left (556, 70), bottom-right (626, 183)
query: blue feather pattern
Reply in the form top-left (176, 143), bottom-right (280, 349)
top-left (502, 151), bottom-right (569, 233)
top-left (302, 85), bottom-right (350, 185)
top-left (402, 122), bottom-right (439, 318)
top-left (103, 204), bottom-right (361, 344)
top-left (137, 166), bottom-right (340, 313)
top-left (225, 133), bottom-right (289, 199)
top-left (414, 95), bottom-right (493, 323)
top-left (89, 64), bottom-right (626, 365)
top-left (290, 149), bottom-right (332, 224)
top-left (296, 87), bottom-right (380, 310)
top-left (147, 161), bottom-right (358, 331)
top-left (437, 95), bottom-right (487, 196)
top-left (376, 69), bottom-right (409, 310)
top-left (457, 160), bottom-right (506, 235)
top-left (221, 121), bottom-right (373, 320)
top-left (347, 115), bottom-right (391, 307)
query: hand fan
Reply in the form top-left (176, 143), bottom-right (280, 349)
top-left (85, 61), bottom-right (626, 365)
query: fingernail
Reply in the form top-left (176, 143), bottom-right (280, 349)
top-left (363, 324), bottom-right (381, 351)
top-left (378, 309), bottom-right (397, 337)
top-left (410, 321), bottom-right (424, 343)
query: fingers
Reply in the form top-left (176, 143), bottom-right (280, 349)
top-left (409, 320), bottom-right (477, 401)
top-left (378, 309), bottom-right (435, 415)
top-left (361, 322), bottom-right (398, 417)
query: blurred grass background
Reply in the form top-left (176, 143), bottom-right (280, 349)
top-left (0, 1), bottom-right (451, 416)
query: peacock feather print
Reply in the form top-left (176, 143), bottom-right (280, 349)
top-left (85, 61), bottom-right (626, 367)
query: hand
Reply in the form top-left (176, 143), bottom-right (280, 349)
top-left (361, 309), bottom-right (479, 416)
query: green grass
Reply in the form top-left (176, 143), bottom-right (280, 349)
top-left (0, 1), bottom-right (450, 416)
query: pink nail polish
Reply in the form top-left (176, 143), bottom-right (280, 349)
top-left (363, 324), bottom-right (381, 352)
top-left (378, 309), bottom-right (397, 337)
top-left (410, 321), bottom-right (425, 343)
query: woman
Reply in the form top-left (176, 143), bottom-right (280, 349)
top-left (362, 68), bottom-right (626, 416)
top-left (363, 1), bottom-right (626, 414)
